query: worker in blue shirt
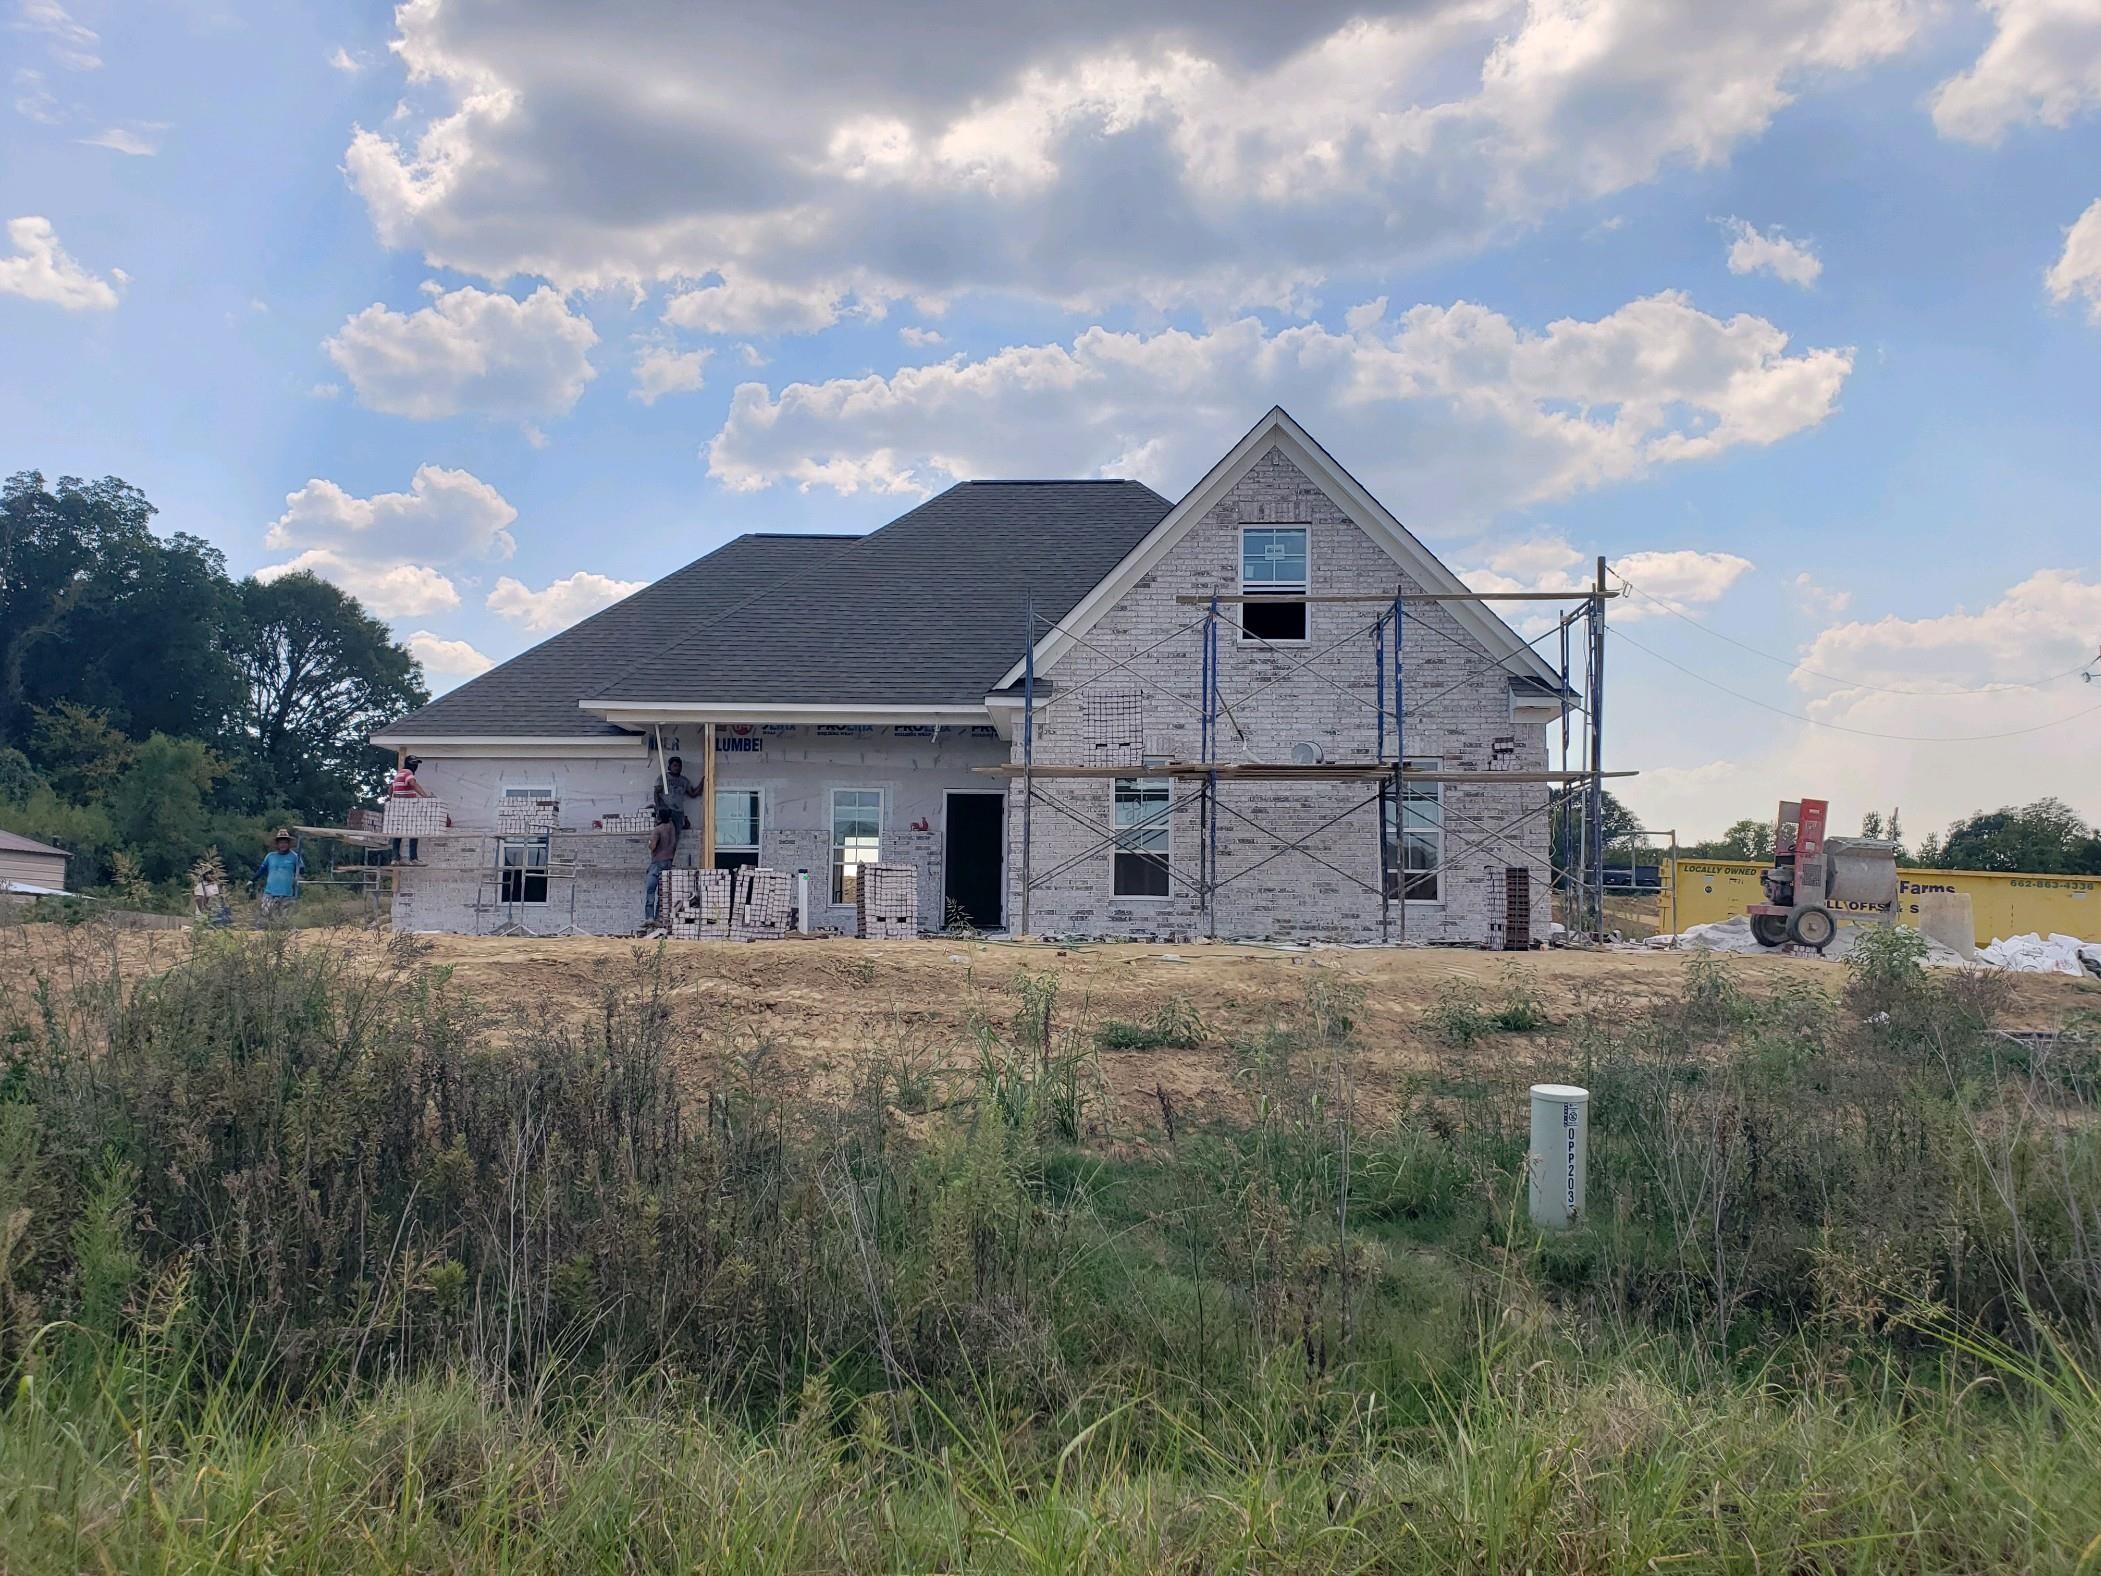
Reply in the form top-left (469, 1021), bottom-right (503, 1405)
top-left (252, 829), bottom-right (305, 924)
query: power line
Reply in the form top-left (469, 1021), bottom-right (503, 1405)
top-left (1610, 573), bottom-right (2097, 696)
top-left (1609, 625), bottom-right (2101, 742)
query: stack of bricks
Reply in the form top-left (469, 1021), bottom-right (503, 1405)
top-left (382, 796), bottom-right (448, 838)
top-left (854, 863), bottom-right (919, 939)
top-left (497, 798), bottom-right (560, 835)
top-left (347, 805), bottom-right (385, 833)
top-left (597, 810), bottom-right (655, 834)
top-left (1082, 690), bottom-right (1145, 766)
top-left (731, 866), bottom-right (794, 941)
top-left (662, 867), bottom-right (732, 940)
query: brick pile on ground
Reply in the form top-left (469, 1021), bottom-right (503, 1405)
top-left (664, 868), bottom-right (732, 940)
top-left (855, 864), bottom-right (918, 939)
top-left (732, 867), bottom-right (795, 941)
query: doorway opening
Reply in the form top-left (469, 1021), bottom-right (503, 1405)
top-left (943, 791), bottom-right (1006, 931)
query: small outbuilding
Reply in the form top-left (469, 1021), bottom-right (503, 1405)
top-left (0, 827), bottom-right (71, 897)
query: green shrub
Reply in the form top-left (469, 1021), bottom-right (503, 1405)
top-left (1096, 996), bottom-right (1205, 1051)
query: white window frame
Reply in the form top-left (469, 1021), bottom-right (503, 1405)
top-left (831, 787), bottom-right (884, 905)
top-left (1383, 757), bottom-right (1443, 905)
top-left (499, 785), bottom-right (553, 906)
top-left (713, 785), bottom-right (762, 869)
top-left (1238, 524), bottom-right (1310, 644)
top-left (1111, 777), bottom-right (1173, 900)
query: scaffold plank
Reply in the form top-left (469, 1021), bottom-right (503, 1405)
top-left (976, 765), bottom-right (1635, 783)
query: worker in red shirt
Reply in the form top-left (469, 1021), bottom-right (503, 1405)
top-left (389, 755), bottom-right (435, 865)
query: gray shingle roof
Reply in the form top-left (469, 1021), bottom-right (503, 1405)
top-left (377, 533), bottom-right (858, 739)
top-left (0, 828), bottom-right (70, 859)
top-left (589, 480), bottom-right (1173, 708)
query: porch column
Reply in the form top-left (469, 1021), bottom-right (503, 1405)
top-left (700, 722), bottom-right (717, 868)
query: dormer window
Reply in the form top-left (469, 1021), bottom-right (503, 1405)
top-left (1240, 526), bottom-right (1308, 642)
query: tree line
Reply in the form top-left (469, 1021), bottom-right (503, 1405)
top-left (0, 471), bottom-right (426, 896)
top-left (1650, 797), bottom-right (2101, 875)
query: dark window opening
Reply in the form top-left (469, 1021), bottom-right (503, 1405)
top-left (1241, 599), bottom-right (1307, 642)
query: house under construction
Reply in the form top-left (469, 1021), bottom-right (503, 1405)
top-left (368, 408), bottom-right (1619, 942)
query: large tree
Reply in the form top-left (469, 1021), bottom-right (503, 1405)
top-left (1928, 798), bottom-right (2101, 875)
top-left (105, 734), bottom-right (221, 882)
top-left (0, 472), bottom-right (241, 746)
top-left (225, 572), bottom-right (427, 821)
top-left (1686, 818), bottom-right (1776, 862)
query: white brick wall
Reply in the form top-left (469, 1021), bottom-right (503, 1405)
top-left (1010, 444), bottom-right (1555, 943)
top-left (389, 730), bottom-right (1010, 935)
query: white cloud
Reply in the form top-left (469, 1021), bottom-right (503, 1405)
top-left (265, 464), bottom-right (518, 565)
top-left (329, 45), bottom-right (364, 73)
top-left (406, 629), bottom-right (494, 681)
top-left (1791, 569), bottom-right (2101, 701)
top-left (259, 464), bottom-right (522, 620)
top-left (1931, 0), bottom-right (2101, 143)
top-left (662, 275), bottom-right (859, 335)
top-left (2045, 196), bottom-right (2101, 321)
top-left (707, 290), bottom-right (1852, 525)
top-left (1457, 537), bottom-right (1754, 623)
top-left (342, 0), bottom-right (1926, 310)
top-left (737, 343), bottom-right (769, 368)
top-left (486, 570), bottom-right (645, 633)
top-left (631, 340), bottom-right (710, 404)
top-left (310, 381), bottom-right (342, 398)
top-left (256, 552), bottom-right (461, 619)
top-left (80, 126), bottom-right (156, 155)
top-left (1721, 218), bottom-right (1821, 286)
top-left (14, 66), bottom-right (60, 123)
top-left (1617, 569), bottom-right (2101, 842)
top-left (898, 325), bottom-right (946, 347)
top-left (1615, 549), bottom-right (1758, 613)
top-left (1792, 571), bottom-right (1853, 615)
top-left (14, 0), bottom-right (100, 71)
top-left (0, 215), bottom-right (118, 310)
top-left (324, 283), bottom-right (599, 422)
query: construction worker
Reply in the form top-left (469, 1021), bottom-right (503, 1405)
top-left (655, 755), bottom-right (701, 851)
top-left (643, 805), bottom-right (678, 927)
top-left (389, 755), bottom-right (434, 864)
top-left (251, 829), bottom-right (305, 924)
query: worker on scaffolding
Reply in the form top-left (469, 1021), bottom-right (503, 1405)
top-left (655, 754), bottom-right (701, 853)
top-left (388, 755), bottom-right (436, 865)
top-left (643, 805), bottom-right (678, 929)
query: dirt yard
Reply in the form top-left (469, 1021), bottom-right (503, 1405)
top-left (4, 922), bottom-right (2095, 1130)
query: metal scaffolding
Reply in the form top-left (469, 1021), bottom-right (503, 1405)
top-left (992, 570), bottom-right (1630, 943)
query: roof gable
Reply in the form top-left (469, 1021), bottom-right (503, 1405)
top-left (999, 407), bottom-right (1565, 693)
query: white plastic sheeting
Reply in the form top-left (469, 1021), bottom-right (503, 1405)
top-left (1644, 915), bottom-right (1973, 966)
top-left (1977, 932), bottom-right (2101, 977)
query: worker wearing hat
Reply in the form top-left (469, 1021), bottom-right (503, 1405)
top-left (252, 828), bottom-right (305, 924)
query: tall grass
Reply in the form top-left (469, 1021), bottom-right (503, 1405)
top-left (0, 925), bottom-right (2095, 1570)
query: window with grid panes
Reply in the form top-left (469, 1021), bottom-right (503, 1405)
top-left (1239, 525), bottom-right (1308, 641)
top-left (1381, 759), bottom-right (1442, 902)
top-left (498, 786), bottom-right (552, 904)
top-left (831, 789), bottom-right (882, 904)
top-left (1112, 777), bottom-right (1171, 897)
top-left (714, 788), bottom-right (760, 870)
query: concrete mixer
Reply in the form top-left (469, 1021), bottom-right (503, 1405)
top-left (1746, 797), bottom-right (1901, 952)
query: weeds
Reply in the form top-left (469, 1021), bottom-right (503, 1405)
top-left (0, 929), bottom-right (2094, 1570)
top-left (1096, 995), bottom-right (1204, 1051)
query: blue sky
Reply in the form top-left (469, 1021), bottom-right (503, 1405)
top-left (4, 0), bottom-right (2099, 842)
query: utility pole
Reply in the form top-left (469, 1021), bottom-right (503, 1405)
top-left (1588, 556), bottom-right (1607, 936)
